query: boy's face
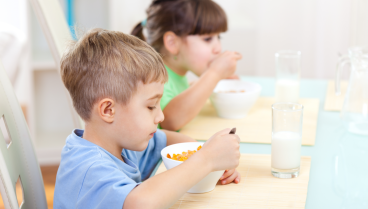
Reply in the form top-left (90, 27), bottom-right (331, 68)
top-left (112, 81), bottom-right (165, 151)
top-left (180, 33), bottom-right (222, 76)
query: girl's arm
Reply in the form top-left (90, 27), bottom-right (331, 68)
top-left (123, 129), bottom-right (241, 209)
top-left (160, 51), bottom-right (241, 131)
top-left (160, 70), bottom-right (221, 131)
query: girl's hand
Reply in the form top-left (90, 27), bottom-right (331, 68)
top-left (208, 51), bottom-right (242, 80)
top-left (226, 74), bottom-right (240, 80)
top-left (219, 169), bottom-right (241, 185)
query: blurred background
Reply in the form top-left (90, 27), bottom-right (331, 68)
top-left (0, 0), bottom-right (368, 165)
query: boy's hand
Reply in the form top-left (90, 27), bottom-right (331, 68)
top-left (208, 51), bottom-right (242, 80)
top-left (219, 169), bottom-right (241, 185)
top-left (200, 128), bottom-right (240, 172)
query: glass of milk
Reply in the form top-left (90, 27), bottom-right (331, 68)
top-left (275, 51), bottom-right (301, 103)
top-left (271, 103), bottom-right (303, 178)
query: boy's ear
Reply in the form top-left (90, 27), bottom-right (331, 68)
top-left (98, 98), bottom-right (115, 123)
top-left (163, 31), bottom-right (181, 55)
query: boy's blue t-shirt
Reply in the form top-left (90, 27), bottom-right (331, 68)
top-left (53, 129), bottom-right (167, 209)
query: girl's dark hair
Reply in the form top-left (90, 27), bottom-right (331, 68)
top-left (131, 0), bottom-right (228, 52)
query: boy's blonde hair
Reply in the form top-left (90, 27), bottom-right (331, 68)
top-left (60, 28), bottom-right (168, 121)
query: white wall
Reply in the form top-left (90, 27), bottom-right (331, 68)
top-left (109, 0), bottom-right (151, 33)
top-left (219, 0), bottom-right (353, 79)
top-left (110, 0), bottom-right (368, 79)
top-left (0, 0), bottom-right (28, 33)
top-left (350, 0), bottom-right (368, 46)
top-left (0, 0), bottom-right (31, 105)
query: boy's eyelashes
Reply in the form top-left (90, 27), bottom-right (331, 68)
top-left (148, 106), bottom-right (156, 110)
top-left (147, 98), bottom-right (160, 110)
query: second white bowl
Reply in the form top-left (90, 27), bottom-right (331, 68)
top-left (210, 79), bottom-right (262, 119)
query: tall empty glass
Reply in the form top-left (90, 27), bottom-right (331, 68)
top-left (275, 51), bottom-right (301, 103)
top-left (271, 103), bottom-right (303, 179)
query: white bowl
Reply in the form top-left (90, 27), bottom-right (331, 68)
top-left (161, 142), bottom-right (224, 193)
top-left (210, 80), bottom-right (262, 119)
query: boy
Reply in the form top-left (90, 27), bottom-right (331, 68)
top-left (54, 28), bottom-right (241, 209)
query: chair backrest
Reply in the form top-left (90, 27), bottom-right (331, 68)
top-left (0, 62), bottom-right (47, 208)
top-left (28, 0), bottom-right (84, 129)
top-left (29, 0), bottom-right (71, 67)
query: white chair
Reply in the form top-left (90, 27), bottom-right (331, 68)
top-left (0, 61), bottom-right (47, 208)
top-left (28, 0), bottom-right (83, 128)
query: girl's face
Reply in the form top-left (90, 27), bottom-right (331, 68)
top-left (179, 33), bottom-right (222, 76)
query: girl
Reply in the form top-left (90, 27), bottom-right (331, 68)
top-left (131, 0), bottom-right (241, 132)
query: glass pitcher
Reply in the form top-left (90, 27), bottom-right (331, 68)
top-left (336, 46), bottom-right (368, 136)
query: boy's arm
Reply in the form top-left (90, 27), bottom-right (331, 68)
top-left (123, 150), bottom-right (211, 209)
top-left (123, 129), bottom-right (240, 209)
top-left (161, 129), bottom-right (196, 146)
top-left (161, 131), bottom-right (242, 186)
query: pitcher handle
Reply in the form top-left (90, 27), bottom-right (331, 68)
top-left (335, 55), bottom-right (350, 95)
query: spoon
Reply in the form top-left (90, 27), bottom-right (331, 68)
top-left (229, 127), bottom-right (236, 134)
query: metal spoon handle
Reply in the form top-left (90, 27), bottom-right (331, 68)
top-left (229, 127), bottom-right (236, 134)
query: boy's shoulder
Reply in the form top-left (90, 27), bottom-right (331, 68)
top-left (54, 129), bottom-right (139, 208)
top-left (60, 129), bottom-right (114, 167)
top-left (54, 129), bottom-right (167, 208)
top-left (59, 129), bottom-right (167, 178)
top-left (57, 129), bottom-right (127, 186)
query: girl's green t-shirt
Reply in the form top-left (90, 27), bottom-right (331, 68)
top-left (160, 66), bottom-right (190, 110)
